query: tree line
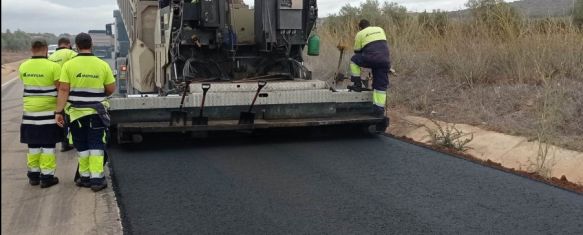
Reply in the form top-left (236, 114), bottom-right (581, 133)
top-left (1, 29), bottom-right (74, 51)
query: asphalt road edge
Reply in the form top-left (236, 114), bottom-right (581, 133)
top-left (1, 77), bottom-right (18, 87)
top-left (107, 155), bottom-right (134, 235)
top-left (384, 133), bottom-right (583, 195)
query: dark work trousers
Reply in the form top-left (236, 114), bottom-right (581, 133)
top-left (62, 114), bottom-right (73, 149)
top-left (70, 115), bottom-right (109, 185)
top-left (350, 41), bottom-right (391, 91)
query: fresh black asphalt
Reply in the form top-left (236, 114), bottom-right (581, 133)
top-left (109, 130), bottom-right (583, 234)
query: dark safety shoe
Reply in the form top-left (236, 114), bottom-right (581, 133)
top-left (348, 86), bottom-right (371, 92)
top-left (29, 179), bottom-right (40, 186)
top-left (27, 172), bottom-right (40, 186)
top-left (347, 85), bottom-right (363, 92)
top-left (91, 182), bottom-right (108, 192)
top-left (40, 177), bottom-right (59, 188)
top-left (75, 177), bottom-right (91, 188)
top-left (349, 76), bottom-right (364, 92)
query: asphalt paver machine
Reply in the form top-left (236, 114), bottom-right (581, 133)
top-left (112, 0), bottom-right (386, 143)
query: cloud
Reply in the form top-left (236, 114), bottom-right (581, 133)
top-left (1, 0), bottom-right (116, 34)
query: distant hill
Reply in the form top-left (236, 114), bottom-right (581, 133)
top-left (450, 0), bottom-right (575, 17)
top-left (511, 0), bottom-right (574, 17)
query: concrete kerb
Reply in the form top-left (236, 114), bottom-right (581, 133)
top-left (389, 114), bottom-right (583, 187)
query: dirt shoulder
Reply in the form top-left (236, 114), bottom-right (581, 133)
top-left (1, 60), bottom-right (24, 85)
top-left (1, 51), bottom-right (29, 64)
top-left (1, 66), bottom-right (123, 235)
top-left (2, 51), bottom-right (29, 84)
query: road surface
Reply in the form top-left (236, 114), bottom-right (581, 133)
top-left (1, 69), bottom-right (122, 234)
top-left (2, 57), bottom-right (583, 234)
top-left (110, 131), bottom-right (583, 234)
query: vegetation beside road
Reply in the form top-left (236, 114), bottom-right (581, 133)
top-left (306, 0), bottom-right (583, 152)
top-left (1, 29), bottom-right (74, 52)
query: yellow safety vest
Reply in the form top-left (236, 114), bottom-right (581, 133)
top-left (353, 26), bottom-right (387, 52)
top-left (59, 53), bottom-right (116, 122)
top-left (48, 48), bottom-right (78, 66)
top-left (19, 56), bottom-right (61, 125)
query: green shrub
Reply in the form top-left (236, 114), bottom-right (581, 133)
top-left (1, 30), bottom-right (60, 51)
top-left (2, 29), bottom-right (31, 51)
top-left (466, 0), bottom-right (523, 39)
top-left (418, 10), bottom-right (449, 36)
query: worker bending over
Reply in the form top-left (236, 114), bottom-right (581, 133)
top-left (49, 37), bottom-right (78, 152)
top-left (19, 38), bottom-right (62, 188)
top-left (55, 33), bottom-right (116, 192)
top-left (348, 19), bottom-right (392, 118)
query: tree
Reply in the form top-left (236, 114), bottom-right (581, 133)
top-left (465, 0), bottom-right (505, 9)
top-left (466, 0), bottom-right (523, 39)
top-left (382, 1), bottom-right (410, 28)
top-left (1, 29), bottom-right (58, 51)
top-left (2, 30), bottom-right (30, 51)
top-left (418, 11), bottom-right (431, 28)
top-left (418, 10), bottom-right (449, 35)
top-left (361, 0), bottom-right (381, 24)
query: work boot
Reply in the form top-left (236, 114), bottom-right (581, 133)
top-left (40, 176), bottom-right (59, 188)
top-left (29, 179), bottom-right (40, 186)
top-left (60, 142), bottom-right (74, 152)
top-left (75, 177), bottom-right (91, 188)
top-left (27, 172), bottom-right (40, 186)
top-left (90, 178), bottom-right (108, 192)
top-left (347, 85), bottom-right (364, 92)
top-left (91, 182), bottom-right (108, 192)
top-left (348, 76), bottom-right (363, 92)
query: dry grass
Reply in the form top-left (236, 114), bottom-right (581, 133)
top-left (425, 119), bottom-right (474, 152)
top-left (1, 50), bottom-right (29, 64)
top-left (306, 1), bottom-right (583, 151)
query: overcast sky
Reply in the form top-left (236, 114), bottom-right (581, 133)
top-left (1, 0), bottom-right (518, 34)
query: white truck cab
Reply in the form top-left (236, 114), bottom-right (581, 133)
top-left (48, 44), bottom-right (58, 56)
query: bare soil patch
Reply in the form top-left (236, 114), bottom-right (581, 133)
top-left (1, 51), bottom-right (29, 64)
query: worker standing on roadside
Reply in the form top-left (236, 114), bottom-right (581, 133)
top-left (49, 37), bottom-right (78, 152)
top-left (55, 33), bottom-right (116, 192)
top-left (49, 37), bottom-right (77, 65)
top-left (19, 38), bottom-right (62, 188)
top-left (348, 19), bottom-right (392, 119)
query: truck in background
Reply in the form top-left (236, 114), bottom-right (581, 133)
top-left (48, 44), bottom-right (58, 56)
top-left (111, 10), bottom-right (130, 95)
top-left (88, 30), bottom-right (114, 59)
